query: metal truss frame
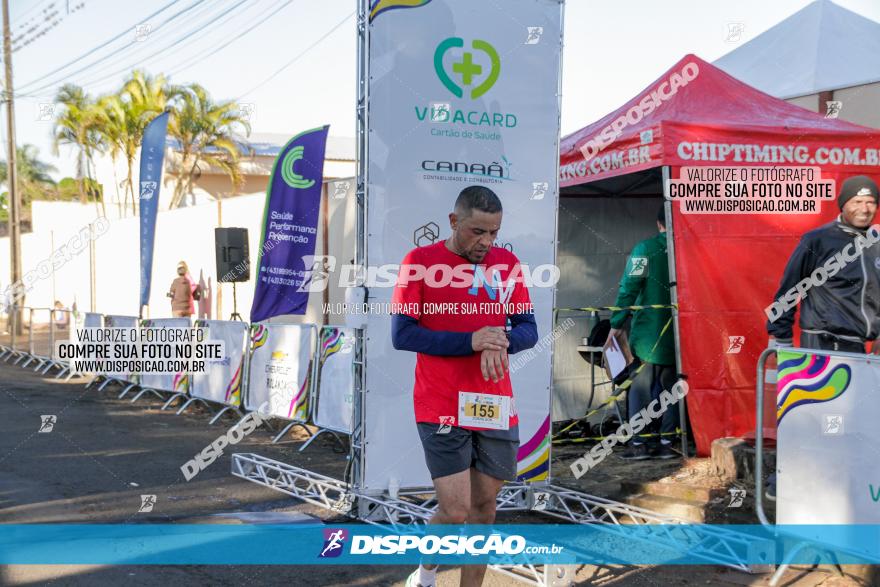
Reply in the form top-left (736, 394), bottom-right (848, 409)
top-left (231, 450), bottom-right (769, 585)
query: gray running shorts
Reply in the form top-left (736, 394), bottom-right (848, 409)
top-left (416, 422), bottom-right (519, 481)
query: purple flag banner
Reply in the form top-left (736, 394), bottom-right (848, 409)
top-left (250, 126), bottom-right (330, 322)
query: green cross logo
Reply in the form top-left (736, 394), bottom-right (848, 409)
top-left (434, 37), bottom-right (500, 99)
top-left (280, 145), bottom-right (315, 189)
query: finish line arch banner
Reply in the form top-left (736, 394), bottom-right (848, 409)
top-left (313, 327), bottom-right (356, 434)
top-left (245, 323), bottom-right (316, 422)
top-left (363, 0), bottom-right (563, 490)
top-left (139, 317), bottom-right (191, 393)
top-left (102, 315), bottom-right (138, 381)
top-left (191, 320), bottom-right (248, 407)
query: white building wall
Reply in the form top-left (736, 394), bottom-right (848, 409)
top-left (1, 180), bottom-right (356, 326)
top-left (785, 82), bottom-right (880, 129)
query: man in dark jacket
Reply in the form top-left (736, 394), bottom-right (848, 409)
top-left (609, 205), bottom-right (678, 460)
top-left (767, 175), bottom-right (880, 353)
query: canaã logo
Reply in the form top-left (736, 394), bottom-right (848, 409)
top-left (281, 145), bottom-right (315, 189)
top-left (434, 37), bottom-right (500, 99)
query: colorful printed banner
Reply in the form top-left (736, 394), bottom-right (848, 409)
top-left (250, 126), bottom-right (330, 322)
top-left (776, 349), bottom-right (880, 530)
top-left (245, 323), bottom-right (315, 422)
top-left (138, 317), bottom-right (191, 393)
top-left (313, 327), bottom-right (356, 433)
top-left (190, 319), bottom-right (248, 407)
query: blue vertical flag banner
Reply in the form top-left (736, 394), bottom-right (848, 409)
top-left (139, 111), bottom-right (171, 309)
top-left (250, 125), bottom-right (330, 322)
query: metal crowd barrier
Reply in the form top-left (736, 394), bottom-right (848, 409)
top-left (1, 311), bottom-right (360, 453)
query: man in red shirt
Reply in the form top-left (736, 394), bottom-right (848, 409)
top-left (392, 186), bottom-right (538, 587)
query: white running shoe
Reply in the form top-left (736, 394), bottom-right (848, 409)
top-left (405, 569), bottom-right (434, 587)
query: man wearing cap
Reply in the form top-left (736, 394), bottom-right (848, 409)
top-left (767, 175), bottom-right (880, 353)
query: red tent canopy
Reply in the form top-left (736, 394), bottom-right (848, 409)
top-left (559, 54), bottom-right (880, 455)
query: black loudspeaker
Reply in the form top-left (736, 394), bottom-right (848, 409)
top-left (215, 227), bottom-right (250, 283)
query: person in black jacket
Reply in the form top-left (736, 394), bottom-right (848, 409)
top-left (766, 175), bottom-right (880, 353)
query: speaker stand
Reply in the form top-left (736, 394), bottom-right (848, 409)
top-left (229, 282), bottom-right (243, 321)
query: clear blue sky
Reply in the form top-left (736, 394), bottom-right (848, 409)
top-left (5, 0), bottom-right (880, 180)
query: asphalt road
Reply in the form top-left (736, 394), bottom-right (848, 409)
top-left (0, 360), bottom-right (870, 587)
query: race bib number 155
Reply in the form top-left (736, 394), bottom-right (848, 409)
top-left (458, 391), bottom-right (509, 430)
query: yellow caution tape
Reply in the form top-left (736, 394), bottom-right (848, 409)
top-left (552, 317), bottom-right (675, 440)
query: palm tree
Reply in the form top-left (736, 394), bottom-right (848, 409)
top-left (0, 144), bottom-right (58, 206)
top-left (97, 70), bottom-right (168, 216)
top-left (91, 93), bottom-right (127, 217)
top-left (52, 84), bottom-right (105, 215)
top-left (166, 83), bottom-right (250, 208)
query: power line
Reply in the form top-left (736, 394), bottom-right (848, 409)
top-left (67, 0), bottom-right (251, 92)
top-left (12, 1), bottom-right (87, 53)
top-left (235, 9), bottom-right (354, 101)
top-left (12, 0), bottom-right (52, 24)
top-left (51, 0), bottom-right (229, 89)
top-left (165, 0), bottom-right (294, 79)
top-left (16, 0), bottom-right (195, 94)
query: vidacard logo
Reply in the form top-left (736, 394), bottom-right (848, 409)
top-left (434, 37), bottom-right (500, 99)
top-left (319, 528), bottom-right (348, 558)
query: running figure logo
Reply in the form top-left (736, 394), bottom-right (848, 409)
top-left (319, 528), bottom-right (348, 558)
top-left (629, 257), bottom-right (648, 276)
top-left (727, 488), bottom-right (746, 508)
top-left (438, 415), bottom-right (455, 434)
top-left (38, 415), bottom-right (57, 433)
top-left (524, 27), bottom-right (543, 44)
top-left (727, 336), bottom-right (745, 354)
top-left (532, 492), bottom-right (550, 511)
top-left (825, 100), bottom-right (842, 119)
top-left (138, 495), bottom-right (157, 513)
top-left (823, 414), bottom-right (844, 435)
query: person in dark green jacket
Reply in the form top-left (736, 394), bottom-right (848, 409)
top-left (608, 205), bottom-right (679, 460)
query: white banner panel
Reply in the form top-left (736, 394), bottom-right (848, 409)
top-left (777, 349), bottom-right (880, 528)
top-left (138, 317), bottom-right (191, 393)
top-left (364, 0), bottom-right (563, 490)
top-left (245, 323), bottom-right (315, 421)
top-left (314, 327), bottom-right (357, 434)
top-left (52, 311), bottom-right (104, 363)
top-left (61, 312), bottom-right (104, 367)
top-left (102, 315), bottom-right (138, 381)
top-left (191, 319), bottom-right (247, 407)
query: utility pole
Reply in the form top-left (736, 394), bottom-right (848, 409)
top-left (2, 0), bottom-right (22, 335)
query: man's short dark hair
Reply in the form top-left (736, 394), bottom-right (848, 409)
top-left (657, 204), bottom-right (666, 228)
top-left (454, 186), bottom-right (502, 218)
